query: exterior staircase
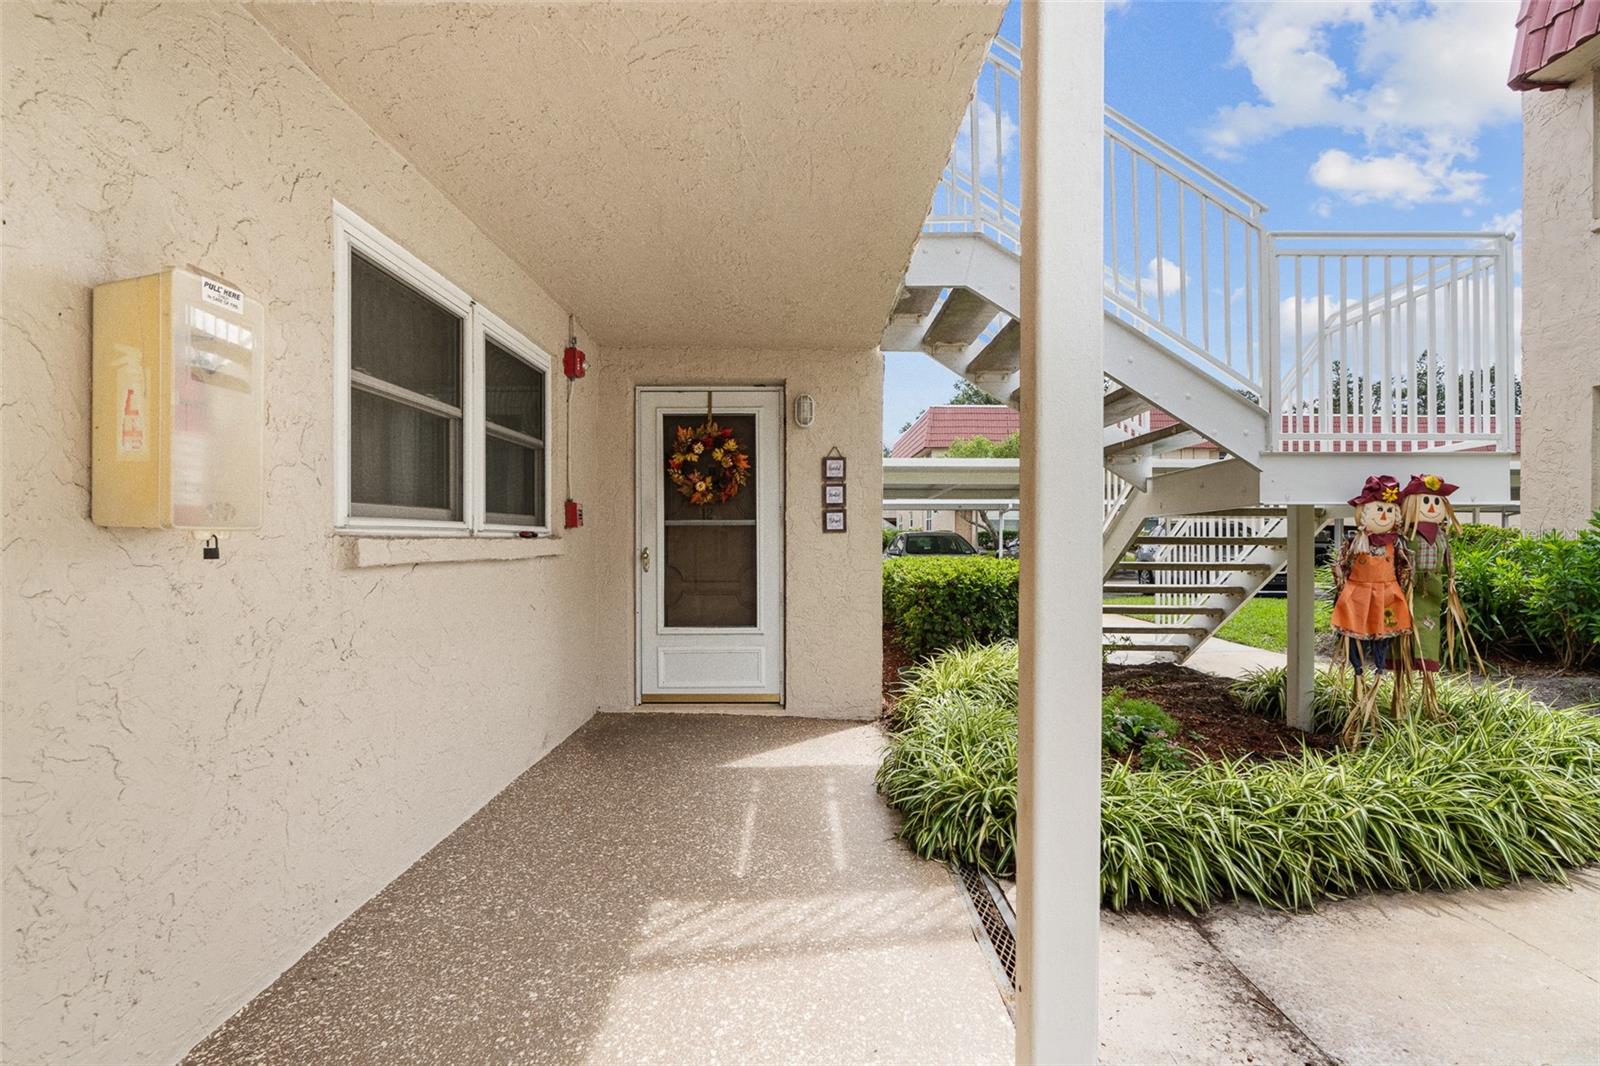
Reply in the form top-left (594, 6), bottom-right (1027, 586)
top-left (885, 35), bottom-right (1516, 664)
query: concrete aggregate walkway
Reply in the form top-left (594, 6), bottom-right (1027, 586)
top-left (185, 714), bottom-right (1012, 1065)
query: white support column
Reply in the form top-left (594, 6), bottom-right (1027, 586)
top-left (1286, 505), bottom-right (1317, 732)
top-left (1016, 3), bottom-right (1103, 1064)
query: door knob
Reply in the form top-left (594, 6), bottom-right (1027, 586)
top-left (640, 547), bottom-right (651, 572)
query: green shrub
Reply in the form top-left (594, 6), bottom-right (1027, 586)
top-left (1448, 522), bottom-right (1524, 554)
top-left (1103, 681), bottom-right (1600, 912)
top-left (877, 694), bottom-right (1018, 875)
top-left (1450, 517), bottom-right (1600, 668)
top-left (880, 642), bottom-right (1600, 908)
top-left (893, 641), bottom-right (1018, 729)
top-left (1102, 687), bottom-right (1187, 770)
top-left (882, 527), bottom-right (900, 551)
top-left (882, 557), bottom-right (1019, 658)
top-left (1231, 665), bottom-right (1353, 734)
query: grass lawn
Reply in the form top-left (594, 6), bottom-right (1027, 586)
top-left (1215, 597), bottom-right (1332, 652)
top-left (1107, 593), bottom-right (1332, 651)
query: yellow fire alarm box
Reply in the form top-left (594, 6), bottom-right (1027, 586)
top-left (92, 267), bottom-right (264, 530)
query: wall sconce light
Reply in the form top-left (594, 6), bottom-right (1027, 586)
top-left (794, 394), bottom-right (816, 428)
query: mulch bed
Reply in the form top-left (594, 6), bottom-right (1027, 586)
top-left (881, 626), bottom-right (916, 717)
top-left (881, 627), bottom-right (1334, 760)
top-left (1105, 662), bottom-right (1335, 761)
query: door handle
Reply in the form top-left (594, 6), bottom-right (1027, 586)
top-left (640, 547), bottom-right (651, 572)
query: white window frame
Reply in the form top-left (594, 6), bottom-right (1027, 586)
top-left (333, 202), bottom-right (553, 537)
top-left (473, 305), bottom-right (554, 535)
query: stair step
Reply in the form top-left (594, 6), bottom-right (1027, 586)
top-left (1189, 507), bottom-right (1289, 517)
top-left (1124, 560), bottom-right (1275, 572)
top-left (1105, 583), bottom-right (1246, 596)
top-left (1135, 535), bottom-right (1288, 547)
top-left (1104, 421), bottom-right (1191, 457)
top-left (1102, 642), bottom-right (1189, 654)
top-left (966, 318), bottom-right (1020, 374)
top-left (892, 286), bottom-right (941, 320)
top-left (1102, 386), bottom-right (1152, 427)
top-left (1103, 624), bottom-right (1211, 637)
top-left (1103, 604), bottom-right (1226, 618)
top-left (923, 288), bottom-right (999, 348)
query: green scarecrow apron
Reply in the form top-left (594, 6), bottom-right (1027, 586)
top-left (1404, 528), bottom-right (1449, 669)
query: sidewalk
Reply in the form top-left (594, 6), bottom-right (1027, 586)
top-left (1104, 628), bottom-right (1600, 1064)
top-left (1101, 869), bottom-right (1600, 1065)
top-left (1185, 636), bottom-right (1286, 678)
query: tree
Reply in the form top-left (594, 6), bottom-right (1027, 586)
top-left (949, 381), bottom-right (1000, 405)
top-left (945, 431), bottom-right (1021, 458)
top-left (1293, 352), bottom-right (1522, 418)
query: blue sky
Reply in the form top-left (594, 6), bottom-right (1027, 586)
top-left (883, 0), bottom-right (1525, 446)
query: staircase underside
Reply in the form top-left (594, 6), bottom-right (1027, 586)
top-left (885, 231), bottom-right (1516, 664)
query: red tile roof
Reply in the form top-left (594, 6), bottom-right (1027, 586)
top-left (1509, 0), bottom-right (1600, 90)
top-left (890, 405), bottom-right (1020, 457)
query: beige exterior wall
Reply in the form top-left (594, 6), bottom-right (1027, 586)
top-left (1521, 70), bottom-right (1600, 533)
top-left (590, 350), bottom-right (884, 720)
top-left (1, 3), bottom-right (884, 1061)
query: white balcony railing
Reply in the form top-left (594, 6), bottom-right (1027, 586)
top-left (926, 36), bottom-right (1519, 455)
top-left (1269, 233), bottom-right (1518, 452)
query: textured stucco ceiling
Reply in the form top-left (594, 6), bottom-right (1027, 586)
top-left (248, 2), bottom-right (1003, 349)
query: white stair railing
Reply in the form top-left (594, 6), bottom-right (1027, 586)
top-left (1103, 109), bottom-right (1268, 402)
top-left (925, 36), bottom-right (1518, 457)
top-left (926, 36), bottom-right (1022, 252)
top-left (1270, 232), bottom-right (1518, 452)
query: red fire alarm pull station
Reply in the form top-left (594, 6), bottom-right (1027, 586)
top-left (563, 344), bottom-right (586, 379)
top-left (564, 499), bottom-right (584, 529)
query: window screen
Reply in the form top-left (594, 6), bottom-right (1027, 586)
top-left (484, 339), bottom-right (547, 526)
top-left (348, 250), bottom-right (463, 521)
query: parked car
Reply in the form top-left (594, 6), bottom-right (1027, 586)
top-left (1133, 543), bottom-right (1157, 584)
top-left (884, 531), bottom-right (980, 557)
top-left (1257, 526), bottom-right (1337, 597)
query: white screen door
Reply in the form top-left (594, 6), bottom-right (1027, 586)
top-left (636, 387), bottom-right (784, 703)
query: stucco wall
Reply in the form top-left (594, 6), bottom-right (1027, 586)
top-left (3, 5), bottom-right (893, 1061)
top-left (2, 4), bottom-right (609, 1061)
top-left (1521, 73), bottom-right (1600, 533)
top-left (589, 349), bottom-right (885, 720)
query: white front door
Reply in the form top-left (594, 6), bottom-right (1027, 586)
top-left (636, 387), bottom-right (784, 703)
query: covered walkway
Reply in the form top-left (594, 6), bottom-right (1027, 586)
top-left (183, 715), bottom-right (1012, 1064)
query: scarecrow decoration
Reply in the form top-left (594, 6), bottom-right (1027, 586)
top-left (1399, 473), bottom-right (1481, 716)
top-left (1331, 474), bottom-right (1413, 741)
top-left (667, 395), bottom-right (751, 507)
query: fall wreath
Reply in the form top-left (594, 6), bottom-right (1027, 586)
top-left (667, 417), bottom-right (751, 505)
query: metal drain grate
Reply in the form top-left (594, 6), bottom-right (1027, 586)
top-left (954, 864), bottom-right (1016, 1008)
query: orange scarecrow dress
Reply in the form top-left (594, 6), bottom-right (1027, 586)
top-left (1331, 541), bottom-right (1412, 641)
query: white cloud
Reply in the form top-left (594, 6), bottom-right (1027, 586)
top-left (953, 98), bottom-right (1019, 182)
top-left (1207, 1), bottom-right (1520, 208)
top-left (1138, 256), bottom-right (1185, 300)
top-left (1309, 149), bottom-right (1485, 207)
top-left (1486, 209), bottom-right (1521, 236)
top-left (1485, 209), bottom-right (1522, 273)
